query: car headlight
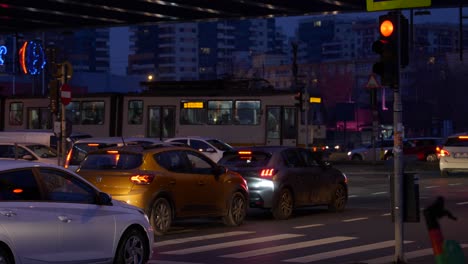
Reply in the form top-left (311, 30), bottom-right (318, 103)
top-left (347, 151), bottom-right (352, 156)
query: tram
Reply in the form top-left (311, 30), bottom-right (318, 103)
top-left (1, 79), bottom-right (325, 147)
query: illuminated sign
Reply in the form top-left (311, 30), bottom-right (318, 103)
top-left (18, 40), bottom-right (47, 75)
top-left (182, 102), bottom-right (205, 109)
top-left (310, 97), bottom-right (322, 104)
top-left (0, 45), bottom-right (7, 65)
top-left (366, 0), bottom-right (430, 11)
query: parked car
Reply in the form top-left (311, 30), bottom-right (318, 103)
top-left (164, 136), bottom-right (234, 162)
top-left (0, 142), bottom-right (58, 165)
top-left (0, 160), bottom-right (153, 264)
top-left (347, 139), bottom-right (394, 161)
top-left (76, 144), bottom-right (248, 235)
top-left (439, 133), bottom-right (468, 177)
top-left (64, 136), bottom-right (163, 171)
top-left (383, 137), bottom-right (443, 162)
top-left (218, 146), bottom-right (348, 220)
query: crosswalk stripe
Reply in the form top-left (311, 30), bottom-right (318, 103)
top-left (220, 236), bottom-right (357, 258)
top-left (283, 240), bottom-right (413, 263)
top-left (154, 231), bottom-right (254, 247)
top-left (364, 244), bottom-right (468, 264)
top-left (293, 224), bottom-right (324, 229)
top-left (160, 233), bottom-right (304, 255)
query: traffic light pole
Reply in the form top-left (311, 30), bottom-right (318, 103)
top-left (393, 11), bottom-right (405, 264)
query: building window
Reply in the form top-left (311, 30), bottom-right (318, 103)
top-left (128, 100), bottom-right (143, 125)
top-left (9, 102), bottom-right (23, 126)
top-left (207, 100), bottom-right (233, 125)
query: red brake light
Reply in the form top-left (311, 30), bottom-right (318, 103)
top-left (440, 149), bottom-right (450, 157)
top-left (130, 174), bottom-right (155, 184)
top-left (260, 168), bottom-right (275, 177)
top-left (64, 149), bottom-right (73, 168)
top-left (238, 151), bottom-right (252, 155)
top-left (458, 136), bottom-right (468, 140)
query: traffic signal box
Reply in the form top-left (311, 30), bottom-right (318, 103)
top-left (372, 12), bottom-right (409, 87)
top-left (294, 92), bottom-right (304, 112)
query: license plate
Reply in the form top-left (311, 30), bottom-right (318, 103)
top-left (453, 152), bottom-right (468, 158)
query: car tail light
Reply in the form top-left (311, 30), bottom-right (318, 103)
top-left (130, 174), bottom-right (155, 185)
top-left (439, 149), bottom-right (450, 157)
top-left (64, 149), bottom-right (73, 169)
top-left (260, 168), bottom-right (276, 177)
top-left (458, 136), bottom-right (468, 140)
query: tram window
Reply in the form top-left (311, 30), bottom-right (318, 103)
top-left (234, 100), bottom-right (260, 125)
top-left (128, 100), bottom-right (143, 125)
top-left (28, 108), bottom-right (52, 129)
top-left (66, 102), bottom-right (81, 125)
top-left (81, 101), bottom-right (105, 125)
top-left (207, 101), bottom-right (232, 125)
top-left (9, 102), bottom-right (23, 126)
top-left (180, 108), bottom-right (206, 125)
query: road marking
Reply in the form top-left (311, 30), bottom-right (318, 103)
top-left (457, 201), bottom-right (468, 205)
top-left (160, 234), bottom-right (303, 255)
top-left (381, 213), bottom-right (391, 216)
top-left (293, 224), bottom-right (324, 229)
top-left (348, 195), bottom-right (359, 198)
top-left (371, 192), bottom-right (387, 195)
top-left (448, 183), bottom-right (462, 186)
top-left (425, 185), bottom-right (440, 189)
top-left (364, 244), bottom-right (468, 264)
top-left (154, 231), bottom-right (254, 247)
top-left (148, 261), bottom-right (203, 264)
top-left (221, 236), bottom-right (356, 258)
top-left (282, 240), bottom-right (413, 263)
top-left (342, 217), bottom-right (368, 222)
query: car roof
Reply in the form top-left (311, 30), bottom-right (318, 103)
top-left (73, 137), bottom-right (161, 144)
top-left (0, 142), bottom-right (50, 146)
top-left (165, 136), bottom-right (220, 141)
top-left (86, 143), bottom-right (194, 154)
top-left (0, 159), bottom-right (63, 170)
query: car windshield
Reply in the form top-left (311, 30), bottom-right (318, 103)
top-left (68, 143), bottom-right (119, 166)
top-left (219, 151), bottom-right (271, 167)
top-left (206, 139), bottom-right (234, 152)
top-left (26, 144), bottom-right (57, 158)
top-left (80, 153), bottom-right (142, 170)
top-left (444, 137), bottom-right (468, 147)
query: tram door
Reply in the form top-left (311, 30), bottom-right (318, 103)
top-left (266, 106), bottom-right (297, 146)
top-left (147, 106), bottom-right (176, 140)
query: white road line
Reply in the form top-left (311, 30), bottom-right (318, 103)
top-left (221, 236), bottom-right (357, 258)
top-left (381, 213), bottom-right (391, 216)
top-left (148, 261), bottom-right (203, 264)
top-left (425, 186), bottom-right (440, 189)
top-left (293, 224), bottom-right (324, 229)
top-left (457, 201), bottom-right (468, 205)
top-left (342, 217), bottom-right (368, 222)
top-left (371, 192), bottom-right (387, 195)
top-left (160, 234), bottom-right (303, 255)
top-left (282, 240), bottom-right (413, 263)
top-left (448, 183), bottom-right (462, 186)
top-left (348, 195), bottom-right (359, 198)
top-left (154, 231), bottom-right (254, 247)
top-left (364, 244), bottom-right (468, 264)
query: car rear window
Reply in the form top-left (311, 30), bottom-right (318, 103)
top-left (218, 151), bottom-right (271, 167)
top-left (80, 153), bottom-right (142, 170)
top-left (68, 143), bottom-right (119, 166)
top-left (444, 137), bottom-right (468, 147)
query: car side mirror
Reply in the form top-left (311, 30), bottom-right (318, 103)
top-left (21, 154), bottom-right (35, 161)
top-left (213, 165), bottom-right (227, 177)
top-left (97, 192), bottom-right (113, 206)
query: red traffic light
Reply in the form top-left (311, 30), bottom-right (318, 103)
top-left (380, 20), bottom-right (394, 37)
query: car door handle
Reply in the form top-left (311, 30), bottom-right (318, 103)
top-left (58, 215), bottom-right (72, 223)
top-left (0, 210), bottom-right (16, 217)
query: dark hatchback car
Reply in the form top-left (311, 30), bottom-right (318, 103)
top-left (218, 146), bottom-right (348, 220)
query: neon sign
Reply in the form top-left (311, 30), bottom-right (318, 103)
top-left (18, 40), bottom-right (46, 75)
top-left (0, 45), bottom-right (6, 65)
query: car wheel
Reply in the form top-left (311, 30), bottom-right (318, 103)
top-left (328, 184), bottom-right (347, 212)
top-left (0, 246), bottom-right (13, 264)
top-left (222, 192), bottom-right (247, 226)
top-left (441, 169), bottom-right (450, 177)
top-left (272, 188), bottom-right (293, 220)
top-left (351, 154), bottom-right (362, 161)
top-left (150, 197), bottom-right (172, 235)
top-left (114, 228), bottom-right (149, 264)
top-left (426, 154), bottom-right (438, 162)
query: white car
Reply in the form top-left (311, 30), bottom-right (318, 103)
top-left (0, 142), bottom-right (58, 165)
top-left (164, 136), bottom-right (234, 162)
top-left (0, 160), bottom-right (154, 264)
top-left (347, 139), bottom-right (394, 161)
top-left (439, 133), bottom-right (468, 177)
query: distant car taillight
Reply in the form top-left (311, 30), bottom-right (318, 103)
top-left (64, 149), bottom-right (72, 168)
top-left (130, 174), bottom-right (155, 184)
top-left (439, 149), bottom-right (450, 157)
top-left (260, 168), bottom-right (275, 177)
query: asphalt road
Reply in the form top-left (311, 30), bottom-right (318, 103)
top-left (149, 163), bottom-right (468, 264)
